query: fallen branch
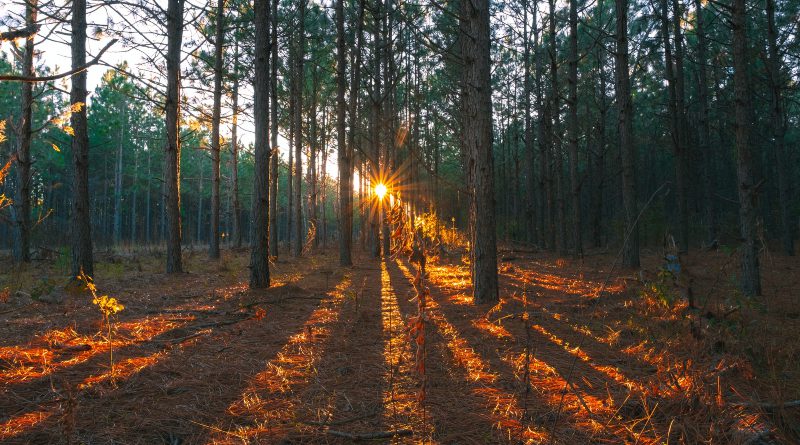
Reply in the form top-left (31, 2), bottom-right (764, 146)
top-left (325, 429), bottom-right (412, 441)
top-left (732, 399), bottom-right (800, 410)
top-left (301, 410), bottom-right (378, 427)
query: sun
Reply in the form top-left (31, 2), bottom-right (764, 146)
top-left (374, 183), bottom-right (388, 200)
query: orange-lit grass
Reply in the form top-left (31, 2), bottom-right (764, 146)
top-left (379, 261), bottom-right (432, 441)
top-left (79, 351), bottom-right (165, 388)
top-left (215, 274), bottom-right (351, 440)
top-left (0, 410), bottom-right (53, 440)
top-left (394, 260), bottom-right (548, 443)
top-left (0, 317), bottom-right (186, 386)
top-left (416, 260), bottom-right (662, 443)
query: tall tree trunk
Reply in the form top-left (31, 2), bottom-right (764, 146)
top-left (672, 0), bottom-right (689, 252)
top-left (230, 45), bottom-right (242, 248)
top-left (523, 0), bottom-right (536, 246)
top-left (694, 0), bottom-right (716, 247)
top-left (590, 44), bottom-right (607, 248)
top-left (309, 69), bottom-right (319, 250)
top-left (164, 0), bottom-right (185, 273)
top-left (269, 0), bottom-right (279, 257)
top-left (731, 0), bottom-right (761, 295)
top-left (661, 0), bottom-right (688, 252)
top-left (70, 0), bottom-right (94, 277)
top-left (130, 145), bottom-right (138, 243)
top-left (568, 0), bottom-right (581, 257)
top-left (197, 165), bottom-right (204, 243)
top-left (209, 0), bottom-right (225, 259)
top-left (146, 148), bottom-right (152, 244)
top-left (615, 0), bottom-right (639, 267)
top-left (250, 0), bottom-right (271, 288)
top-left (113, 102), bottom-right (125, 245)
top-left (12, 0), bottom-right (36, 263)
top-left (549, 0), bottom-right (566, 254)
top-left (461, 0), bottom-right (498, 304)
top-left (292, 0), bottom-right (305, 257)
top-left (336, 0), bottom-right (351, 265)
top-left (766, 0), bottom-right (793, 256)
top-left (370, 0), bottom-right (382, 259)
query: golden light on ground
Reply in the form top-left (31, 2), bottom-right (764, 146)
top-left (374, 182), bottom-right (388, 200)
top-left (393, 259), bottom-right (549, 443)
top-left (215, 274), bottom-right (351, 441)
top-left (379, 261), bottom-right (431, 441)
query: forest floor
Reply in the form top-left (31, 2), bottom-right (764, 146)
top-left (1, 244), bottom-right (798, 444)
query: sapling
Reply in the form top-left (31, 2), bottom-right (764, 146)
top-left (78, 271), bottom-right (124, 378)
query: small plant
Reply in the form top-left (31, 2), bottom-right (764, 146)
top-left (77, 270), bottom-right (124, 379)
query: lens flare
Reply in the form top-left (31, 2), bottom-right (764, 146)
top-left (374, 183), bottom-right (388, 200)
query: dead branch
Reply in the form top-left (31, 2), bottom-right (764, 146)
top-left (0, 39), bottom-right (117, 82)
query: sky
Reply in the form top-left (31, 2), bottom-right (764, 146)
top-left (0, 0), bottom-right (328, 177)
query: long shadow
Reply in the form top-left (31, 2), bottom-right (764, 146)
top-left (270, 262), bottom-right (390, 442)
top-left (499, 269), bottom-right (664, 380)
top-left (385, 259), bottom-right (542, 444)
top-left (194, 268), bottom-right (356, 443)
top-left (9, 264), bottom-right (345, 444)
top-left (393, 259), bottom-right (652, 444)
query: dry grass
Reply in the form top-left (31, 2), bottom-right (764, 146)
top-left (0, 246), bottom-right (796, 444)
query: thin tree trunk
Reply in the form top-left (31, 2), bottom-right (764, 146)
top-left (209, 0), bottom-right (225, 259)
top-left (146, 148), bottom-right (152, 244)
top-left (197, 165), bottom-right (204, 243)
top-left (615, 0), bottom-right (639, 267)
top-left (293, 0), bottom-right (305, 257)
top-left (461, 0), bottom-right (498, 304)
top-left (370, 0), bottom-right (382, 259)
top-left (12, 0), bottom-right (36, 263)
top-left (250, 0), bottom-right (271, 288)
top-left (269, 0), bottom-right (279, 257)
top-left (523, 0), bottom-right (536, 246)
top-left (70, 0), bottom-right (94, 277)
top-left (130, 145), bottom-right (138, 243)
top-left (549, 0), bottom-right (566, 254)
top-left (672, 0), bottom-right (689, 252)
top-left (731, 0), bottom-right (761, 295)
top-left (230, 45), bottom-right (242, 248)
top-left (164, 0), bottom-right (185, 273)
top-left (766, 0), bottom-right (793, 256)
top-left (568, 0), bottom-right (581, 257)
top-left (113, 102), bottom-right (125, 245)
top-left (694, 0), bottom-right (716, 247)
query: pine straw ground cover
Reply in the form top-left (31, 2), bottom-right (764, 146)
top-left (0, 246), bottom-right (797, 444)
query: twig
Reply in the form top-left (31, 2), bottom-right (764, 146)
top-left (325, 429), bottom-right (413, 440)
top-left (0, 40), bottom-right (118, 82)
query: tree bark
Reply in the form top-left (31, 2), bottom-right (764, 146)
top-left (731, 0), bottom-right (761, 295)
top-left (694, 0), bottom-right (716, 248)
top-left (230, 43), bottom-right (242, 248)
top-left (766, 0), bottom-right (793, 256)
top-left (336, 0), bottom-right (352, 266)
top-left (113, 100), bottom-right (125, 245)
top-left (549, 0), bottom-right (566, 254)
top-left (269, 0), bottom-right (279, 257)
top-left (164, 0), bottom-right (185, 273)
top-left (209, 0), bottom-right (225, 259)
top-left (249, 0), bottom-right (271, 288)
top-left (568, 0), bottom-right (582, 257)
top-left (71, 0), bottom-right (94, 277)
top-left (12, 0), bottom-right (36, 263)
top-left (461, 0), bottom-right (498, 304)
top-left (615, 0), bottom-right (639, 267)
top-left (523, 0), bottom-right (536, 246)
top-left (293, 0), bottom-right (306, 257)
